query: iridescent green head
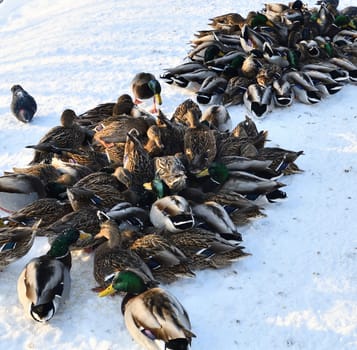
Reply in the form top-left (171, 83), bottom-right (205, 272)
top-left (196, 162), bottom-right (229, 184)
top-left (47, 228), bottom-right (80, 258)
top-left (98, 270), bottom-right (146, 297)
top-left (251, 13), bottom-right (272, 27)
top-left (208, 162), bottom-right (230, 183)
top-left (148, 79), bottom-right (162, 105)
top-left (204, 45), bottom-right (223, 63)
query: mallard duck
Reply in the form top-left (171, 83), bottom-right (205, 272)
top-left (153, 155), bottom-right (187, 193)
top-left (243, 83), bottom-right (274, 118)
top-left (7, 198), bottom-right (72, 227)
top-left (272, 77), bottom-right (294, 107)
top-left (0, 221), bottom-right (40, 269)
top-left (171, 98), bottom-right (202, 126)
top-left (42, 207), bottom-right (103, 249)
top-left (208, 12), bottom-right (245, 32)
top-left (160, 227), bottom-right (248, 270)
top-left (131, 72), bottom-right (162, 113)
top-left (0, 173), bottom-right (47, 213)
top-left (17, 228), bottom-right (83, 322)
top-left (283, 71), bottom-right (321, 104)
top-left (329, 57), bottom-right (357, 83)
top-left (6, 164), bottom-right (62, 186)
top-left (195, 161), bottom-right (286, 197)
top-left (161, 62), bottom-right (206, 86)
top-left (183, 109), bottom-right (217, 174)
top-left (222, 76), bottom-right (252, 106)
top-left (302, 69), bottom-right (343, 96)
top-left (105, 202), bottom-right (150, 231)
top-left (93, 219), bottom-right (155, 289)
top-left (196, 76), bottom-right (228, 104)
top-left (73, 167), bottom-right (126, 191)
top-left (28, 109), bottom-right (90, 165)
top-left (154, 110), bottom-right (186, 156)
top-left (215, 130), bottom-right (268, 159)
top-left (10, 85), bottom-right (37, 123)
top-left (92, 114), bottom-right (154, 147)
top-left (192, 201), bottom-right (242, 240)
top-left (150, 195), bottom-right (195, 233)
top-left (256, 147), bottom-right (304, 175)
top-left (119, 229), bottom-right (194, 284)
top-left (143, 124), bottom-right (164, 157)
top-left (98, 270), bottom-right (196, 350)
top-left (169, 67), bottom-right (218, 91)
top-left (200, 105), bottom-right (232, 132)
top-left (123, 128), bottom-right (155, 187)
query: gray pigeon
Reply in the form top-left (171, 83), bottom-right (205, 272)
top-left (10, 85), bottom-right (37, 123)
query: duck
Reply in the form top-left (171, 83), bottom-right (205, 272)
top-left (17, 228), bottom-right (84, 322)
top-left (98, 270), bottom-right (196, 350)
top-left (6, 198), bottom-right (73, 228)
top-left (154, 110), bottom-right (186, 156)
top-left (183, 109), bottom-right (217, 174)
top-left (6, 163), bottom-right (63, 186)
top-left (160, 61), bottom-right (207, 86)
top-left (283, 71), bottom-right (321, 104)
top-left (243, 83), bottom-right (274, 118)
top-left (0, 221), bottom-right (40, 269)
top-left (123, 128), bottom-right (155, 187)
top-left (104, 202), bottom-right (150, 232)
top-left (119, 229), bottom-right (194, 284)
top-left (10, 84), bottom-right (37, 123)
top-left (153, 155), bottom-right (188, 193)
top-left (160, 227), bottom-right (248, 271)
top-left (256, 147), bottom-right (304, 175)
top-left (0, 173), bottom-right (47, 213)
top-left (192, 201), bottom-right (242, 240)
top-left (195, 76), bottom-right (228, 104)
top-left (93, 219), bottom-right (156, 289)
top-left (195, 161), bottom-right (286, 197)
top-left (200, 105), bottom-right (232, 132)
top-left (42, 206), bottom-right (104, 249)
top-left (221, 76), bottom-right (252, 106)
top-left (143, 124), bottom-right (165, 157)
top-left (272, 77), bottom-right (294, 107)
top-left (92, 114), bottom-right (154, 147)
top-left (28, 109), bottom-right (91, 165)
top-left (150, 195), bottom-right (195, 233)
top-left (171, 98), bottom-right (202, 126)
top-left (131, 72), bottom-right (162, 113)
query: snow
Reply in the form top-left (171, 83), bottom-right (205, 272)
top-left (0, 0), bottom-right (356, 349)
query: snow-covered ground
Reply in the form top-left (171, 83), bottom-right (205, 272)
top-left (0, 1), bottom-right (356, 349)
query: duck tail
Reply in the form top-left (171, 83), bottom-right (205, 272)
top-left (165, 338), bottom-right (190, 350)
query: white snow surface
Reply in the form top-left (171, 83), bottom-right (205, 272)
top-left (0, 1), bottom-right (356, 349)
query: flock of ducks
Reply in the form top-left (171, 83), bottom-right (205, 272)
top-left (7, 2), bottom-right (351, 349)
top-left (161, 0), bottom-right (357, 117)
top-left (1, 68), bottom-right (304, 349)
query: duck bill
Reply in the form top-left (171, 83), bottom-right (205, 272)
top-left (154, 93), bottom-right (162, 105)
top-left (195, 168), bottom-right (209, 178)
top-left (98, 284), bottom-right (116, 297)
top-left (79, 232), bottom-right (92, 240)
top-left (143, 181), bottom-right (153, 190)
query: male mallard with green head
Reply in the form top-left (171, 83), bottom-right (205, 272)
top-left (17, 228), bottom-right (83, 322)
top-left (131, 72), bottom-right (162, 114)
top-left (98, 270), bottom-right (196, 350)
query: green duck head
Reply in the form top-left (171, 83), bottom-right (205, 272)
top-left (148, 79), bottom-right (162, 105)
top-left (204, 45), bottom-right (224, 63)
top-left (46, 228), bottom-right (80, 258)
top-left (196, 162), bottom-right (229, 184)
top-left (250, 13), bottom-right (273, 27)
top-left (143, 176), bottom-right (169, 199)
top-left (98, 270), bottom-right (146, 297)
